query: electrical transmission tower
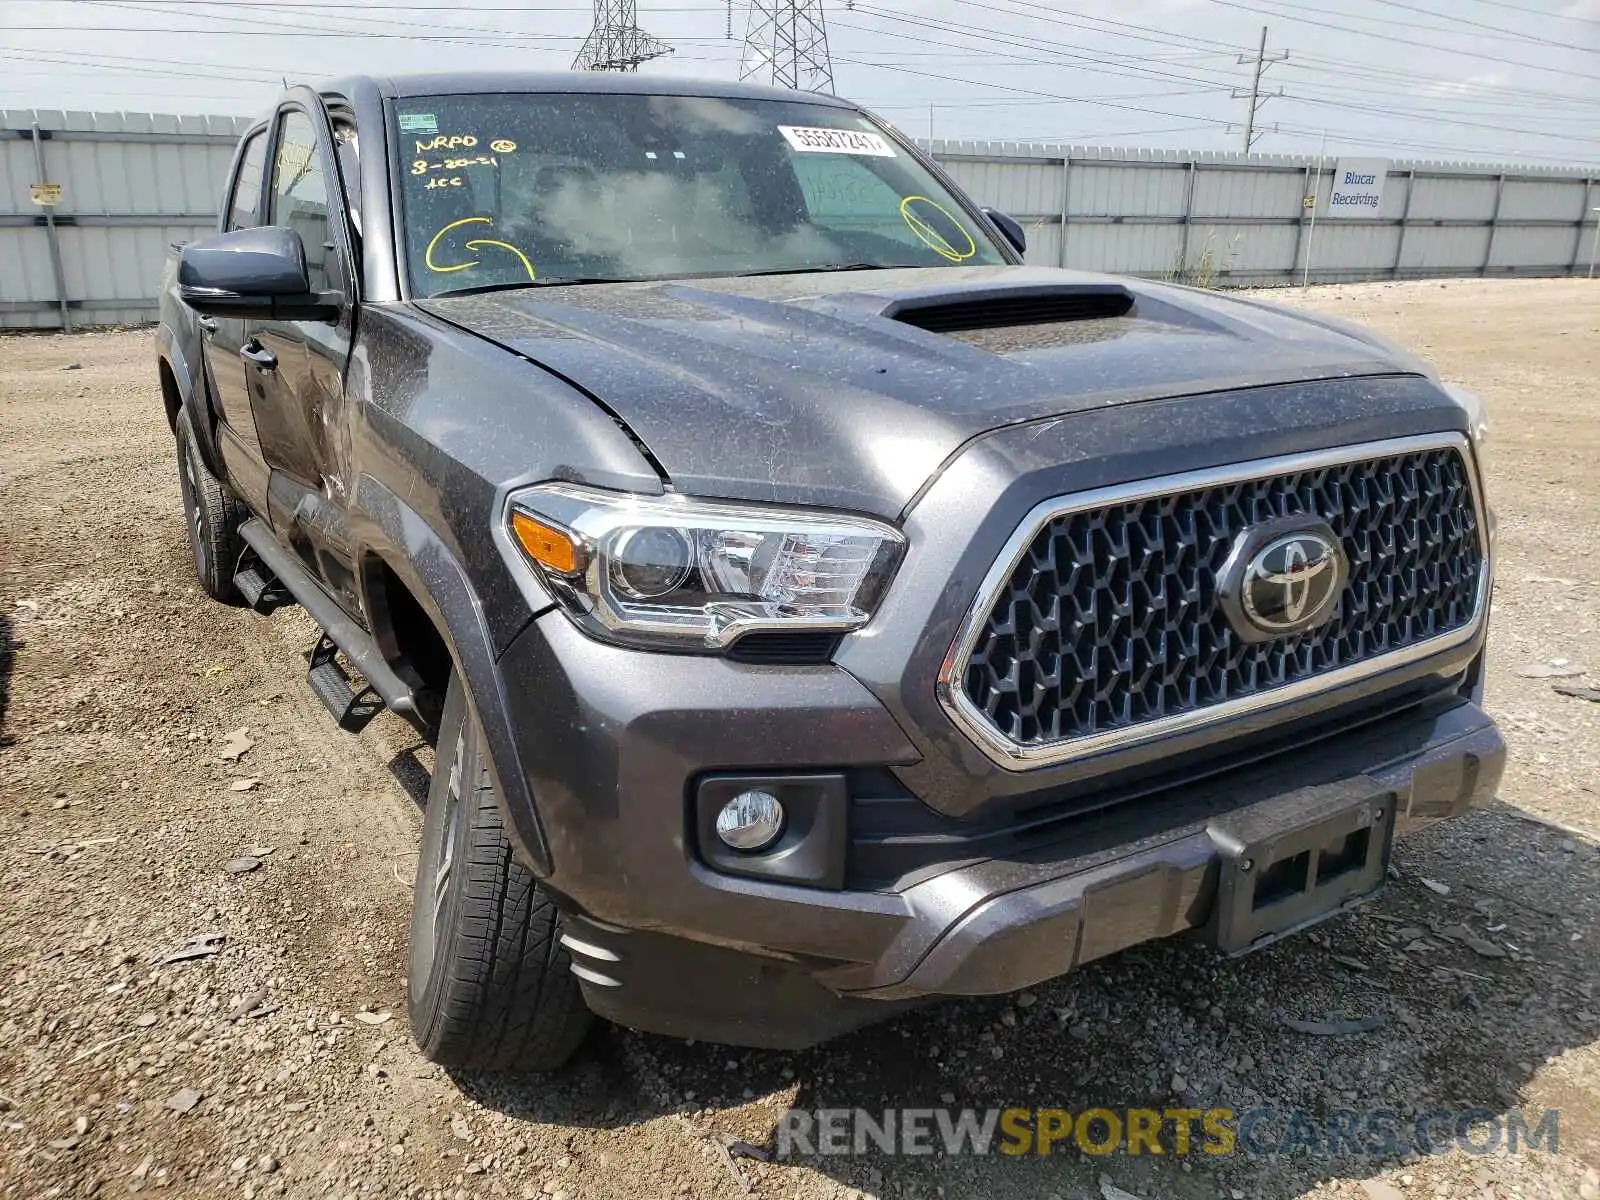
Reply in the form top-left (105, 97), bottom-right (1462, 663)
top-left (738, 0), bottom-right (835, 94)
top-left (1232, 26), bottom-right (1287, 152)
top-left (572, 0), bottom-right (672, 71)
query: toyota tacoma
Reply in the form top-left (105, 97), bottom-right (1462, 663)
top-left (155, 72), bottom-right (1502, 1071)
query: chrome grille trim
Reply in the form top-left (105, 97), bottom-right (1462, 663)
top-left (937, 432), bottom-right (1491, 770)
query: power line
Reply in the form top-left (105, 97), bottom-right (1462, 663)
top-left (7, 0), bottom-right (1597, 164)
top-left (942, 0), bottom-right (1249, 55)
top-left (1438, 0), bottom-right (1600, 24)
top-left (828, 56), bottom-right (1240, 132)
top-left (837, 9), bottom-right (1247, 96)
top-left (1268, 118), bottom-right (1599, 165)
top-left (838, 6), bottom-right (1600, 137)
top-left (5, 0), bottom-right (720, 44)
top-left (93, 0), bottom-right (587, 52)
top-left (1233, 26), bottom-right (1287, 151)
top-left (845, 0), bottom-right (1595, 120)
top-left (0, 48), bottom-right (290, 82)
top-left (958, 122), bottom-right (1224, 143)
top-left (1270, 55), bottom-right (1600, 110)
top-left (1276, 65), bottom-right (1600, 112)
top-left (1263, 0), bottom-right (1600, 53)
top-left (0, 24), bottom-right (745, 41)
top-left (874, 90), bottom-right (1225, 110)
top-left (930, 0), bottom-right (1600, 109)
top-left (0, 0), bottom-right (715, 6)
top-left (1279, 90), bottom-right (1600, 143)
top-left (0, 84), bottom-right (266, 103)
top-left (837, 52), bottom-right (1597, 164)
top-left (830, 7), bottom-right (1600, 153)
top-left (1199, 0), bottom-right (1600, 80)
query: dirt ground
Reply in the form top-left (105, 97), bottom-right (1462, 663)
top-left (1, 276), bottom-right (1598, 1200)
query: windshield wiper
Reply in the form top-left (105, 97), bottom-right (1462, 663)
top-left (732, 263), bottom-right (906, 278)
top-left (430, 265), bottom-right (909, 298)
top-left (430, 277), bottom-right (638, 298)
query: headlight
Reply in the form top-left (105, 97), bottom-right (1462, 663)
top-left (504, 483), bottom-right (904, 651)
top-left (1446, 384), bottom-right (1489, 446)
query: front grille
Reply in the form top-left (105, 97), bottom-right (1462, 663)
top-left (950, 436), bottom-right (1486, 761)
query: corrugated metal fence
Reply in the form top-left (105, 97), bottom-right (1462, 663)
top-left (2, 107), bottom-right (1597, 329)
top-left (1, 109), bottom-right (251, 329)
top-left (925, 139), bottom-right (1599, 287)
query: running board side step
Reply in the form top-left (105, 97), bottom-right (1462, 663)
top-left (307, 634), bottom-right (385, 732)
top-left (233, 548), bottom-right (293, 613)
top-left (237, 518), bottom-right (425, 735)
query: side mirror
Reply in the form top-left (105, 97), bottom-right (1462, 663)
top-left (982, 208), bottom-right (1027, 257)
top-left (179, 226), bottom-right (341, 322)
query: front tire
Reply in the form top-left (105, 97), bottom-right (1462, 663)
top-left (407, 672), bottom-right (593, 1072)
top-left (174, 409), bottom-right (247, 605)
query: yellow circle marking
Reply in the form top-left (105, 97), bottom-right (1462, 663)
top-left (899, 195), bottom-right (977, 263)
top-left (425, 216), bottom-right (536, 282)
top-left (490, 139), bottom-right (516, 154)
top-left (426, 216), bottom-right (491, 273)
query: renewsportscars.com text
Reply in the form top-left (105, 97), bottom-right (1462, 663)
top-left (776, 1107), bottom-right (1559, 1159)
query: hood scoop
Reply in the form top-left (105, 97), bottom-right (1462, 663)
top-left (886, 284), bottom-right (1134, 334)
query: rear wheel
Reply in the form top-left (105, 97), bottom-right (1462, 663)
top-left (174, 409), bottom-right (247, 605)
top-left (407, 672), bottom-right (593, 1072)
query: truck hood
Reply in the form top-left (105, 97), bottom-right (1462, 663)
top-left (418, 266), bottom-right (1425, 518)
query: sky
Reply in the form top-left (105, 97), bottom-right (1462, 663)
top-left (2, 0), bottom-right (1598, 168)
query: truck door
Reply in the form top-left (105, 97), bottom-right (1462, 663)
top-left (250, 103), bottom-right (362, 607)
top-left (201, 127), bottom-right (273, 515)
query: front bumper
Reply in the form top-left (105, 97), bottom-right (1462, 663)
top-left (496, 612), bottom-right (1503, 1049)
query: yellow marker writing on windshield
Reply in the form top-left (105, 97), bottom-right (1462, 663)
top-left (425, 216), bottom-right (536, 282)
top-left (464, 239), bottom-right (535, 282)
top-left (900, 195), bottom-right (977, 263)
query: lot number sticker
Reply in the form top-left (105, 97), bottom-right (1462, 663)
top-left (778, 125), bottom-right (895, 157)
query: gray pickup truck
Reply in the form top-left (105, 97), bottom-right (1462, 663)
top-left (156, 71), bottom-right (1503, 1072)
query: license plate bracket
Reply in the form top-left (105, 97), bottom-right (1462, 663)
top-left (1206, 776), bottom-right (1394, 956)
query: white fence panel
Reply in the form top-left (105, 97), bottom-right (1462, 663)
top-left (1, 109), bottom-right (1597, 329)
top-left (1, 108), bottom-right (251, 328)
top-left (1071, 161), bottom-right (1186, 218)
top-left (925, 139), bottom-right (1597, 287)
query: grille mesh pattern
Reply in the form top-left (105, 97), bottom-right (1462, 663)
top-left (960, 446), bottom-right (1484, 749)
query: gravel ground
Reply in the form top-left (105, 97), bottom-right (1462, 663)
top-left (1, 276), bottom-right (1598, 1200)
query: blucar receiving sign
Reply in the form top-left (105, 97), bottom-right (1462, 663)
top-left (1326, 159), bottom-right (1389, 217)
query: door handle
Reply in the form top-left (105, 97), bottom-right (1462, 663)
top-left (196, 315), bottom-right (217, 335)
top-left (239, 341), bottom-right (278, 370)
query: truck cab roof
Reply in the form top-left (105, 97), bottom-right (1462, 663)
top-left (318, 70), bottom-right (852, 106)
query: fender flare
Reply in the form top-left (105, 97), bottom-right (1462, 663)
top-left (155, 323), bottom-right (228, 481)
top-left (353, 476), bottom-right (553, 876)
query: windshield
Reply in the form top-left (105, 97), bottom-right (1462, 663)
top-left (392, 92), bottom-right (1008, 297)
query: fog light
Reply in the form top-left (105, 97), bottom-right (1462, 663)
top-left (714, 789), bottom-right (785, 852)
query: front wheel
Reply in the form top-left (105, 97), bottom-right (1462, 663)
top-left (173, 409), bottom-right (247, 605)
top-left (407, 672), bottom-right (593, 1072)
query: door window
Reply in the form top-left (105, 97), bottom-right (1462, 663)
top-left (225, 130), bottom-right (268, 231)
top-left (271, 111), bottom-right (334, 291)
